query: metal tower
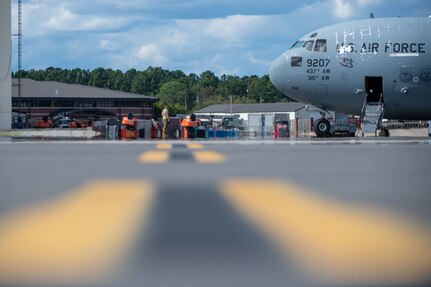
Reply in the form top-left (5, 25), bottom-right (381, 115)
top-left (17, 0), bottom-right (22, 117)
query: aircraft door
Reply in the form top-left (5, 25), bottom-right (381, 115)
top-left (365, 76), bottom-right (383, 103)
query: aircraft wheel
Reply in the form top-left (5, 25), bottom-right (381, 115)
top-left (314, 118), bottom-right (330, 137)
top-left (378, 127), bottom-right (390, 137)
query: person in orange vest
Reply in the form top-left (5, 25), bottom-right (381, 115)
top-left (34, 116), bottom-right (52, 128)
top-left (121, 113), bottom-right (138, 139)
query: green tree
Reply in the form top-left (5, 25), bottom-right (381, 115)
top-left (217, 75), bottom-right (247, 102)
top-left (199, 70), bottom-right (219, 90)
top-left (193, 71), bottom-right (219, 108)
top-left (169, 70), bottom-right (187, 82)
top-left (247, 76), bottom-right (265, 103)
top-left (157, 80), bottom-right (189, 110)
top-left (89, 67), bottom-right (109, 88)
top-left (45, 67), bottom-right (65, 82)
top-left (122, 68), bottom-right (137, 92)
top-left (107, 70), bottom-right (124, 91)
top-left (16, 66), bottom-right (293, 109)
top-left (144, 66), bottom-right (169, 95)
top-left (131, 71), bottom-right (149, 95)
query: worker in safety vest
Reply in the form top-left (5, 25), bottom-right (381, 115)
top-left (34, 116), bottom-right (52, 128)
top-left (161, 105), bottom-right (169, 140)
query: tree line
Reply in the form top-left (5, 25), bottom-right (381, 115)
top-left (14, 66), bottom-right (292, 115)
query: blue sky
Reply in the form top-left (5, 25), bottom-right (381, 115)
top-left (11, 0), bottom-right (431, 76)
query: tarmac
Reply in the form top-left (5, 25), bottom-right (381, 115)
top-left (0, 137), bottom-right (431, 287)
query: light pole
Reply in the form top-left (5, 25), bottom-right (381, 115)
top-left (246, 78), bottom-right (250, 103)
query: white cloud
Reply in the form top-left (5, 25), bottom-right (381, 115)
top-left (205, 15), bottom-right (267, 43)
top-left (332, 0), bottom-right (354, 18)
top-left (42, 7), bottom-right (132, 32)
top-left (249, 56), bottom-right (272, 67)
top-left (331, 0), bottom-right (387, 19)
top-left (357, 0), bottom-right (385, 8)
top-left (100, 39), bottom-right (122, 51)
top-left (13, 2), bottom-right (136, 37)
top-left (135, 43), bottom-right (167, 66)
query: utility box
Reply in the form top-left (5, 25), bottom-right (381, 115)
top-left (137, 120), bottom-right (154, 139)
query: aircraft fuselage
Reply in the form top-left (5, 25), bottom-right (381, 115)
top-left (269, 17), bottom-right (431, 120)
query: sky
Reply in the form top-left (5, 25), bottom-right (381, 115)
top-left (11, 0), bottom-right (431, 76)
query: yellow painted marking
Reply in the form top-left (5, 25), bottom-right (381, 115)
top-left (139, 151), bottom-right (169, 163)
top-left (221, 179), bottom-right (431, 285)
top-left (187, 143), bottom-right (204, 150)
top-left (0, 180), bottom-right (154, 285)
top-left (156, 143), bottom-right (172, 150)
top-left (193, 151), bottom-right (226, 163)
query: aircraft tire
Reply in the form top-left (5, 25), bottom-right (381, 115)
top-left (314, 118), bottom-right (330, 137)
top-left (378, 127), bottom-right (390, 137)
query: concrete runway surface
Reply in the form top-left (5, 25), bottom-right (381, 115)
top-left (0, 138), bottom-right (431, 287)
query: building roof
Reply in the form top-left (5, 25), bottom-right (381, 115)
top-left (195, 102), bottom-right (306, 114)
top-left (12, 78), bottom-right (158, 101)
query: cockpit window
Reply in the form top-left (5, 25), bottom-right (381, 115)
top-left (314, 39), bottom-right (327, 52)
top-left (290, 41), bottom-right (304, 50)
top-left (310, 32), bottom-right (318, 38)
top-left (303, 40), bottom-right (314, 51)
top-left (291, 56), bottom-right (302, 67)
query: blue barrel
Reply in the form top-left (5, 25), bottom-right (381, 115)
top-left (215, 130), bottom-right (227, 138)
top-left (227, 130), bottom-right (235, 138)
top-left (208, 129), bottom-right (215, 138)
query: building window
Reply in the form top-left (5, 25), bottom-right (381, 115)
top-left (78, 100), bottom-right (96, 108)
top-left (30, 100), bottom-right (51, 107)
top-left (123, 101), bottom-right (142, 108)
top-left (98, 101), bottom-right (111, 107)
top-left (53, 100), bottom-right (74, 107)
top-left (12, 100), bottom-right (28, 107)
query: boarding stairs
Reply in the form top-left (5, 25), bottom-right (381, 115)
top-left (361, 93), bottom-right (385, 135)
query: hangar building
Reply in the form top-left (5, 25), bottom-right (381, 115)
top-left (12, 78), bottom-right (158, 124)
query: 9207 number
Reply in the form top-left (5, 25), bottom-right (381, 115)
top-left (307, 59), bottom-right (330, 67)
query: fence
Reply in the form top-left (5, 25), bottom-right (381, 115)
top-left (246, 114), bottom-right (314, 138)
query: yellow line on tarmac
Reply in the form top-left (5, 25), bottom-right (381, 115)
top-left (221, 179), bottom-right (431, 285)
top-left (139, 151), bottom-right (169, 163)
top-left (156, 143), bottom-right (173, 150)
top-left (193, 151), bottom-right (225, 163)
top-left (0, 180), bottom-right (154, 285)
top-left (187, 143), bottom-right (204, 150)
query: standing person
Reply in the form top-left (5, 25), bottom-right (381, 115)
top-left (106, 116), bottom-right (117, 140)
top-left (161, 105), bottom-right (169, 140)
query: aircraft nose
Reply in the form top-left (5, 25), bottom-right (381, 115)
top-left (269, 54), bottom-right (290, 95)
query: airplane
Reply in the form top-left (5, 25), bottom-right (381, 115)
top-left (269, 16), bottom-right (431, 137)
